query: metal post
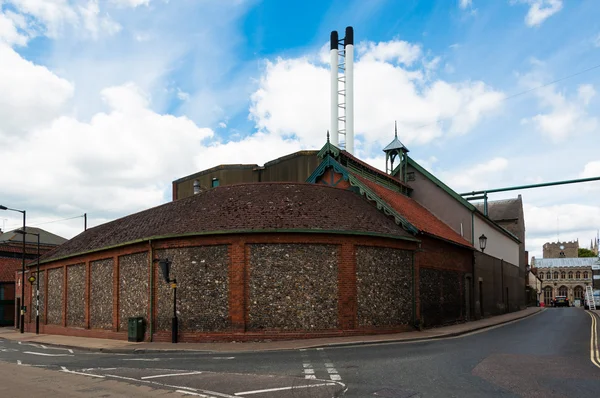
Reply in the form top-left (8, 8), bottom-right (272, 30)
top-left (172, 278), bottom-right (178, 344)
top-left (36, 233), bottom-right (40, 335)
top-left (20, 211), bottom-right (25, 333)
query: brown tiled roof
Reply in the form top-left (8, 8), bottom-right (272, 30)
top-left (0, 258), bottom-right (21, 282)
top-left (355, 175), bottom-right (473, 248)
top-left (41, 183), bottom-right (415, 263)
top-left (474, 197), bottom-right (522, 221)
top-left (340, 150), bottom-right (411, 191)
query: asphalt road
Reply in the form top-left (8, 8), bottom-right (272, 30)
top-left (0, 308), bottom-right (599, 397)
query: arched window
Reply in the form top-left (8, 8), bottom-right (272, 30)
top-left (561, 271), bottom-right (566, 279)
top-left (559, 286), bottom-right (568, 296)
top-left (540, 273), bottom-right (544, 280)
top-left (576, 271), bottom-right (581, 279)
top-left (574, 286), bottom-right (584, 300)
top-left (584, 271), bottom-right (589, 279)
top-left (547, 272), bottom-right (551, 279)
top-left (554, 272), bottom-right (559, 279)
top-left (568, 271), bottom-right (573, 279)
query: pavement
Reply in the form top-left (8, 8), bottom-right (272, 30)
top-left (0, 307), bottom-right (543, 353)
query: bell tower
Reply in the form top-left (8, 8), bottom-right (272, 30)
top-left (383, 121), bottom-right (409, 182)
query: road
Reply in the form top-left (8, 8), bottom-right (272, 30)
top-left (0, 308), bottom-right (599, 397)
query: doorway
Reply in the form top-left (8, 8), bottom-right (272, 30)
top-left (544, 286), bottom-right (553, 306)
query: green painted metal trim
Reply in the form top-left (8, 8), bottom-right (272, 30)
top-left (317, 141), bottom-right (340, 159)
top-left (460, 176), bottom-right (600, 196)
top-left (406, 157), bottom-right (476, 211)
top-left (347, 174), bottom-right (420, 235)
top-left (38, 229), bottom-right (421, 265)
top-left (306, 155), bottom-right (349, 184)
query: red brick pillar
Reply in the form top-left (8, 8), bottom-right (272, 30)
top-left (228, 240), bottom-right (246, 331)
top-left (63, 265), bottom-right (67, 327)
top-left (112, 256), bottom-right (119, 332)
top-left (338, 243), bottom-right (356, 330)
top-left (85, 261), bottom-right (91, 329)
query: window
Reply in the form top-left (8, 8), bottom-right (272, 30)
top-left (574, 286), bottom-right (584, 300)
top-left (568, 271), bottom-right (573, 279)
top-left (211, 178), bottom-right (219, 188)
top-left (539, 273), bottom-right (543, 280)
top-left (576, 271), bottom-right (581, 279)
top-left (554, 272), bottom-right (559, 279)
top-left (561, 271), bottom-right (566, 279)
top-left (584, 271), bottom-right (589, 279)
top-left (559, 286), bottom-right (568, 296)
top-left (547, 272), bottom-right (551, 279)
top-left (407, 172), bottom-right (415, 181)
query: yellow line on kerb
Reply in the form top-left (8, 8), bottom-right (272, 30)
top-left (586, 311), bottom-right (600, 368)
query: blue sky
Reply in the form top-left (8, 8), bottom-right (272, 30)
top-left (0, 0), bottom-right (599, 258)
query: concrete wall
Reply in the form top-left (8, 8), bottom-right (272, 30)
top-left (473, 215), bottom-right (519, 266)
top-left (406, 165), bottom-right (473, 243)
top-left (474, 252), bottom-right (523, 317)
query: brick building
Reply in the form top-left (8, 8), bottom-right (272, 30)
top-left (21, 137), bottom-right (523, 342)
top-left (0, 227), bottom-right (66, 327)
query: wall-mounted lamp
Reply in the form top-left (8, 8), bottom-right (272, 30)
top-left (479, 234), bottom-right (487, 253)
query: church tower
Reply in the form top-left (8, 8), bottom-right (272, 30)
top-left (383, 121), bottom-right (409, 182)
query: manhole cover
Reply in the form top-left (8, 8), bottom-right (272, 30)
top-left (373, 388), bottom-right (419, 398)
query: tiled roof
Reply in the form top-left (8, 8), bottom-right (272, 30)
top-left (475, 197), bottom-right (522, 221)
top-left (533, 257), bottom-right (600, 268)
top-left (0, 227), bottom-right (67, 246)
top-left (0, 257), bottom-right (21, 282)
top-left (340, 150), bottom-right (411, 191)
top-left (355, 175), bottom-right (473, 248)
top-left (41, 183), bottom-right (415, 263)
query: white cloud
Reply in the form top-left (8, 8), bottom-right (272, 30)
top-left (0, 43), bottom-right (73, 136)
top-left (513, 0), bottom-right (563, 27)
top-left (0, 9), bottom-right (28, 45)
top-left (110, 0), bottom-right (150, 8)
top-left (4, 0), bottom-right (121, 40)
top-left (582, 161), bottom-right (600, 178)
top-left (524, 83), bottom-right (597, 142)
top-left (442, 157), bottom-right (509, 192)
top-left (249, 39), bottom-right (504, 153)
top-left (459, 0), bottom-right (472, 9)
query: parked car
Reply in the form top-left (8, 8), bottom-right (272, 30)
top-left (553, 296), bottom-right (569, 307)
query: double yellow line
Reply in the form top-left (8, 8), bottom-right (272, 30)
top-left (587, 311), bottom-right (600, 368)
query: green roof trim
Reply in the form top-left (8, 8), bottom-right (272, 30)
top-left (347, 174), bottom-right (420, 235)
top-left (38, 228), bottom-right (420, 265)
top-left (404, 157), bottom-right (476, 211)
top-left (306, 155), bottom-right (349, 184)
top-left (317, 140), bottom-right (340, 159)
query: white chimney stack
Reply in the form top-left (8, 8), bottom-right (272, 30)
top-left (329, 27), bottom-right (355, 154)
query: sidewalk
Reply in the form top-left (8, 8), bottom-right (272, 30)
top-left (0, 307), bottom-right (543, 354)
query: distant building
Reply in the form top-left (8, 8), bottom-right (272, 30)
top-left (543, 240), bottom-right (579, 258)
top-left (0, 227), bottom-right (66, 327)
top-left (532, 257), bottom-right (598, 306)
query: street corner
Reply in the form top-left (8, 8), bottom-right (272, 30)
top-left (72, 367), bottom-right (346, 398)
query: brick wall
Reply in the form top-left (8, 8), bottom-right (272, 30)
top-left (21, 232), bottom-right (489, 341)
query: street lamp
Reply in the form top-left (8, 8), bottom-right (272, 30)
top-left (15, 229), bottom-right (40, 334)
top-left (479, 234), bottom-right (487, 253)
top-left (156, 258), bottom-right (178, 344)
top-left (0, 205), bottom-right (26, 333)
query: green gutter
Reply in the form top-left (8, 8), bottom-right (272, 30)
top-left (460, 176), bottom-right (600, 196)
top-left (38, 228), bottom-right (421, 265)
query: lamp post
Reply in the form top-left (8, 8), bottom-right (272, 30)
top-left (0, 205), bottom-right (26, 333)
top-left (157, 258), bottom-right (178, 344)
top-left (479, 234), bottom-right (487, 253)
top-left (15, 229), bottom-right (40, 334)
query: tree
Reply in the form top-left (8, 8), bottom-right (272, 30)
top-left (578, 248), bottom-right (596, 257)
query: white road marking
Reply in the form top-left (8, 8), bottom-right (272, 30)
top-left (141, 371), bottom-right (203, 380)
top-left (23, 351), bottom-right (73, 357)
top-left (0, 348), bottom-right (18, 352)
top-left (304, 368), bottom-right (315, 374)
top-left (326, 368), bottom-right (339, 374)
top-left (104, 375), bottom-right (236, 398)
top-left (60, 366), bottom-right (105, 378)
top-left (234, 383), bottom-right (337, 396)
top-left (330, 374), bottom-right (342, 381)
top-left (17, 360), bottom-right (21, 365)
top-left (176, 391), bottom-right (219, 398)
top-left (121, 358), bottom-right (160, 361)
top-left (211, 357), bottom-right (235, 360)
